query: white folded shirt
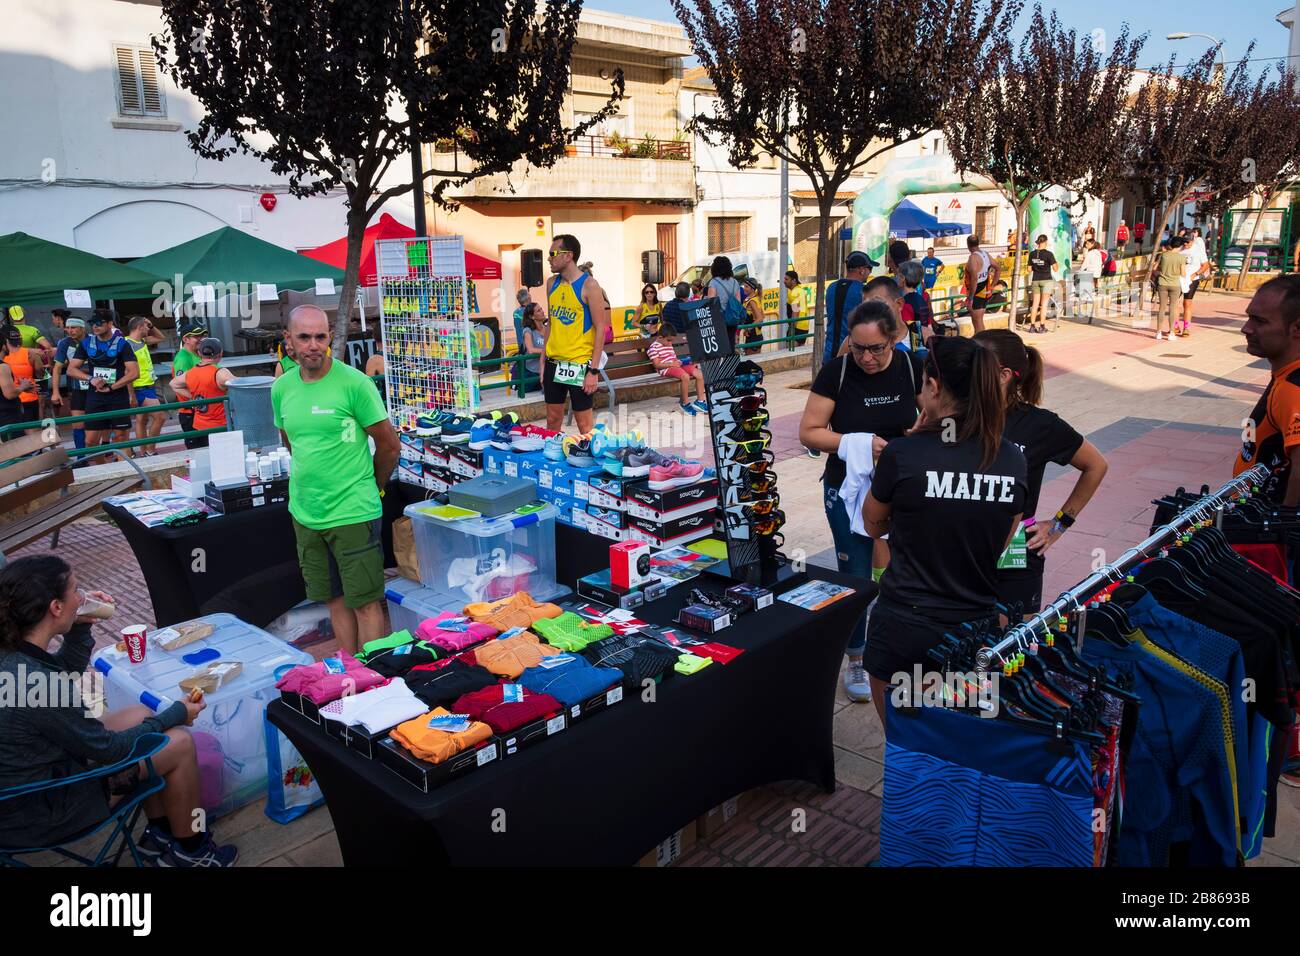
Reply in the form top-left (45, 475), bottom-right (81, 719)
top-left (319, 680), bottom-right (425, 733)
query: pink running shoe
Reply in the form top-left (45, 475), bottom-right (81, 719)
top-left (648, 459), bottom-right (705, 491)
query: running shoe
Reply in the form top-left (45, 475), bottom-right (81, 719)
top-left (483, 419), bottom-right (515, 450)
top-left (543, 436), bottom-right (566, 462)
top-left (648, 459), bottom-right (705, 491)
top-left (679, 402), bottom-right (698, 416)
top-left (136, 824), bottom-right (174, 862)
top-left (438, 415), bottom-right (475, 444)
top-left (489, 410), bottom-right (520, 427)
top-left (564, 435), bottom-right (598, 468)
top-left (158, 835), bottom-right (239, 868)
top-left (414, 412), bottom-right (448, 437)
top-left (468, 418), bottom-right (499, 450)
top-left (601, 447), bottom-right (666, 478)
top-left (691, 400), bottom-right (709, 413)
top-left (843, 661), bottom-right (872, 702)
top-left (511, 434), bottom-right (544, 453)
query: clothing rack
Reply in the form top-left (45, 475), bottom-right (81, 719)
top-left (974, 462), bottom-right (1273, 670)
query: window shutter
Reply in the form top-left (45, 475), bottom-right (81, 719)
top-left (137, 47), bottom-right (165, 115)
top-left (115, 45), bottom-right (143, 115)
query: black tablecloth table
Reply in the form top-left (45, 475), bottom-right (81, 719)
top-left (268, 567), bottom-right (874, 866)
top-left (104, 485), bottom-right (413, 628)
top-left (106, 482), bottom-right (614, 628)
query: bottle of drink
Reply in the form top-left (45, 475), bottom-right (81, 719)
top-left (245, 452), bottom-right (259, 480)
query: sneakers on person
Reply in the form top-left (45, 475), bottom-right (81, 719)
top-left (543, 436), bottom-right (565, 462)
top-left (691, 400), bottom-right (709, 413)
top-left (843, 661), bottom-right (872, 702)
top-left (136, 824), bottom-right (174, 862)
top-left (564, 436), bottom-right (598, 468)
top-left (806, 447), bottom-right (822, 459)
top-left (468, 418), bottom-right (499, 450)
top-left (1154, 331), bottom-right (1165, 341)
top-left (158, 834), bottom-right (239, 868)
top-left (438, 415), bottom-right (475, 444)
top-left (648, 459), bottom-right (705, 491)
top-left (679, 402), bottom-right (698, 416)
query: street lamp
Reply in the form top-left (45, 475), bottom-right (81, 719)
top-left (1166, 32), bottom-right (1225, 85)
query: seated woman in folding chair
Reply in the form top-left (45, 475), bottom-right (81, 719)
top-left (0, 556), bottom-right (238, 867)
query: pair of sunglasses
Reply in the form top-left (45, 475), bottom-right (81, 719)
top-left (718, 454), bottom-right (775, 476)
top-left (734, 471), bottom-right (778, 495)
top-left (724, 508), bottom-right (787, 534)
top-left (713, 391), bottom-right (767, 413)
top-left (725, 495), bottom-right (780, 518)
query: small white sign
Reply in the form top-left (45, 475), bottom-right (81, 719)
top-left (476, 745), bottom-right (497, 767)
top-left (63, 289), bottom-right (92, 309)
top-left (314, 278), bottom-right (336, 296)
top-left (191, 284), bottom-right (216, 304)
top-left (207, 430), bottom-right (248, 487)
top-left (546, 715), bottom-right (565, 735)
top-left (606, 686), bottom-right (624, 706)
top-left (257, 283), bottom-right (279, 302)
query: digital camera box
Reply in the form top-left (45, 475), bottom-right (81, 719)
top-left (624, 478), bottom-right (719, 515)
top-left (377, 736), bottom-right (499, 793)
top-left (497, 711), bottom-right (568, 759)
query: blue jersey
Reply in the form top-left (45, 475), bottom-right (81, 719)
top-left (823, 278), bottom-right (864, 364)
top-left (921, 256), bottom-right (943, 289)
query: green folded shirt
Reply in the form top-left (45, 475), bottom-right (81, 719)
top-left (533, 612), bottom-right (614, 652)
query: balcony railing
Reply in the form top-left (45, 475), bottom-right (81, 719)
top-left (432, 134), bottom-right (690, 162)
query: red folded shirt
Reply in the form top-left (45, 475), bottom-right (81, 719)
top-left (451, 684), bottom-right (563, 734)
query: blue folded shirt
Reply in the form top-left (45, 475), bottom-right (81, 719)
top-left (517, 655), bottom-right (622, 707)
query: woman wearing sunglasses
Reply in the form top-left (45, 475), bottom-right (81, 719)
top-left (798, 299), bottom-right (923, 703)
top-left (974, 330), bottom-right (1108, 619)
top-left (633, 284), bottom-right (662, 337)
top-left (860, 336), bottom-right (1027, 728)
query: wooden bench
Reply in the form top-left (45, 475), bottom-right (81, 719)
top-left (0, 431), bottom-right (147, 561)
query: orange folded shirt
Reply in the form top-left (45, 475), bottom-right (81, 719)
top-left (468, 631), bottom-right (562, 679)
top-left (390, 706), bottom-right (493, 764)
top-left (464, 593), bottom-right (563, 633)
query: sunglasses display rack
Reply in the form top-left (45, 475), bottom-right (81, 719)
top-left (376, 236), bottom-right (480, 438)
top-left (684, 299), bottom-right (786, 582)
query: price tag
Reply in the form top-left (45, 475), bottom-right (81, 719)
top-left (538, 655), bottom-right (575, 669)
top-left (322, 657), bottom-right (346, 675)
top-left (552, 360), bottom-right (586, 386)
top-left (498, 627), bottom-right (526, 641)
top-left (606, 686), bottom-right (624, 706)
top-left (502, 683), bottom-right (524, 703)
top-left (538, 469), bottom-right (553, 489)
top-left (476, 745), bottom-right (497, 767)
top-left (546, 715), bottom-right (565, 735)
top-left (427, 714), bottom-right (472, 732)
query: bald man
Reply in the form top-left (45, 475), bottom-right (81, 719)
top-left (271, 306), bottom-right (400, 652)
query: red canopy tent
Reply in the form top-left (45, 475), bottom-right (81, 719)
top-left (302, 213), bottom-right (501, 284)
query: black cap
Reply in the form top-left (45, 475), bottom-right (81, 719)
top-left (198, 337), bottom-right (223, 358)
top-left (845, 251), bottom-right (878, 270)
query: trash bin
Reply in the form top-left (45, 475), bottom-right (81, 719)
top-left (226, 375), bottom-right (278, 452)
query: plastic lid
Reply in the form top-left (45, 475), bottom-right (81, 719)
top-left (404, 500), bottom-right (557, 536)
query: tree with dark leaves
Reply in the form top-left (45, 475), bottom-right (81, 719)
top-left (669, 0), bottom-right (1013, 374)
top-left (154, 0), bottom-right (623, 345)
top-left (943, 5), bottom-right (1144, 326)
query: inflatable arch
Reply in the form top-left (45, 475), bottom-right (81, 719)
top-left (850, 154), bottom-right (1075, 281)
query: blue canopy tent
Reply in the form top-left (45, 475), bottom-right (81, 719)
top-left (888, 199), bottom-right (973, 239)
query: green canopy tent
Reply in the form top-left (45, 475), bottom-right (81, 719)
top-left (128, 226), bottom-right (347, 293)
top-left (0, 232), bottom-right (165, 306)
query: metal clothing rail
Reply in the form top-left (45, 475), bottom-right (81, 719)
top-left (974, 462), bottom-right (1273, 670)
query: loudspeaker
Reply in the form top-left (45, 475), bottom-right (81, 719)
top-left (521, 249), bottom-right (544, 288)
top-left (641, 249), bottom-right (665, 285)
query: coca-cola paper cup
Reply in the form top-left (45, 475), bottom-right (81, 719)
top-left (121, 625), bottom-right (148, 664)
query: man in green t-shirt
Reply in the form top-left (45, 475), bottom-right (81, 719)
top-left (171, 324), bottom-right (204, 447)
top-left (5, 306), bottom-right (52, 351)
top-left (272, 305), bottom-right (400, 653)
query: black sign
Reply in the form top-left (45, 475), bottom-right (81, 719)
top-left (684, 297), bottom-right (732, 362)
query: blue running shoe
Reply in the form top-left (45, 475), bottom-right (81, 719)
top-left (692, 400), bottom-right (709, 413)
top-left (158, 835), bottom-right (239, 868)
top-left (564, 436), bottom-right (597, 468)
top-left (414, 413), bottom-right (443, 437)
top-left (439, 415), bottom-right (475, 444)
top-left (511, 435), bottom-right (544, 453)
top-left (468, 418), bottom-right (498, 451)
top-left (543, 436), bottom-right (565, 462)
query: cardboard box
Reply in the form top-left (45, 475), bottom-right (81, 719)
top-left (497, 712), bottom-right (568, 758)
top-left (399, 432), bottom-right (424, 462)
top-left (536, 461), bottom-right (571, 495)
top-left (504, 450), bottom-right (546, 479)
top-left (584, 515), bottom-right (625, 541)
top-left (635, 821), bottom-right (699, 867)
top-left (377, 736), bottom-right (499, 793)
top-left (482, 447), bottom-right (509, 475)
top-left (627, 508), bottom-right (716, 543)
top-left (425, 467), bottom-right (453, 494)
top-left (587, 488), bottom-right (626, 511)
top-left (588, 473), bottom-right (634, 500)
top-left (397, 459), bottom-right (425, 486)
top-left (625, 522), bottom-right (715, 551)
top-left (585, 502), bottom-right (627, 530)
top-left (570, 465), bottom-right (606, 502)
top-left (518, 456), bottom-right (550, 484)
top-left (624, 478), bottom-right (718, 514)
top-left (625, 495), bottom-right (718, 523)
top-left (610, 540), bottom-right (651, 590)
top-left (423, 439), bottom-right (450, 467)
top-left (567, 682), bottom-right (624, 723)
top-left (696, 791), bottom-right (757, 839)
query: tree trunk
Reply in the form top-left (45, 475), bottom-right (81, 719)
top-left (809, 194), bottom-right (836, 379)
top-left (1008, 198), bottom-right (1029, 328)
top-left (1237, 187), bottom-right (1276, 291)
top-left (334, 200), bottom-right (370, 352)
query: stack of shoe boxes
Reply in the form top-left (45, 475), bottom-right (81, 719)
top-left (623, 479), bottom-right (719, 549)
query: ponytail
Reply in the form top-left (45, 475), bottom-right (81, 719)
top-left (973, 328), bottom-right (1043, 407)
top-left (964, 343), bottom-right (1005, 470)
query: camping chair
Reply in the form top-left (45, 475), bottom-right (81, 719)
top-left (0, 733), bottom-right (167, 867)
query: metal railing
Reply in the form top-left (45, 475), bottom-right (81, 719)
top-left (0, 397), bottom-right (231, 461)
top-left (432, 133), bottom-right (690, 161)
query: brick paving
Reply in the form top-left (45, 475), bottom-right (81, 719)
top-left (9, 289), bottom-right (1300, 867)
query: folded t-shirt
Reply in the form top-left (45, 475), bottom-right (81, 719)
top-left (532, 611), bottom-right (615, 651)
top-left (389, 706), bottom-right (493, 764)
top-left (416, 612), bottom-right (498, 652)
top-left (464, 593), bottom-right (564, 632)
top-left (452, 684), bottom-right (563, 734)
top-left (517, 655), bottom-right (623, 707)
top-left (319, 680), bottom-right (427, 734)
top-left (275, 652), bottom-right (388, 706)
top-left (365, 640), bottom-right (441, 677)
top-left (462, 631), bottom-right (563, 679)
top-left (403, 659), bottom-right (498, 709)
top-left (358, 629), bottom-right (415, 663)
top-left (581, 635), bottom-right (681, 688)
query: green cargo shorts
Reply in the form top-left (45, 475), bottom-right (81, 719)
top-left (292, 517), bottom-right (384, 609)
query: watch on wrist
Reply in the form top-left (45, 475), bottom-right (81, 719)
top-left (1053, 510), bottom-right (1076, 529)
top-left (586, 365), bottom-right (597, 375)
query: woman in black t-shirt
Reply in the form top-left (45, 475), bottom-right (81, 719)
top-left (974, 330), bottom-right (1109, 618)
top-left (1025, 234), bottom-right (1058, 334)
top-left (861, 335), bottom-right (1027, 727)
top-left (799, 300), bottom-right (922, 703)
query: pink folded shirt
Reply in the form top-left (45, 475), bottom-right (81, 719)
top-left (275, 652), bottom-right (388, 705)
top-left (416, 612), bottom-right (498, 652)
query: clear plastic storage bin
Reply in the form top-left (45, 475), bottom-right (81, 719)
top-left (403, 502), bottom-right (566, 607)
top-left (91, 613), bottom-right (313, 819)
top-left (384, 576), bottom-right (462, 633)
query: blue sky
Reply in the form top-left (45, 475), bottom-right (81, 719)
top-left (594, 0), bottom-right (1293, 76)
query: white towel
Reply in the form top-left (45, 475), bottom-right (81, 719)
top-left (837, 432), bottom-right (877, 538)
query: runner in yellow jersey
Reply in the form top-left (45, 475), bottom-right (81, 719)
top-left (125, 316), bottom-right (165, 456)
top-left (543, 233), bottom-right (609, 432)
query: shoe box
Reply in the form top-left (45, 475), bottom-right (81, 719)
top-left (503, 450), bottom-right (546, 479)
top-left (496, 710), bottom-right (568, 759)
top-left (423, 439), bottom-right (450, 468)
top-left (581, 506), bottom-right (626, 541)
top-left (377, 735), bottom-right (500, 793)
top-left (570, 465), bottom-right (606, 502)
top-left (626, 490), bottom-right (718, 524)
top-left (626, 506), bottom-right (715, 544)
top-left (483, 446), bottom-right (510, 475)
top-left (204, 477), bottom-right (288, 514)
top-left (536, 461), bottom-right (573, 495)
top-left (537, 487), bottom-right (576, 526)
top-left (624, 478), bottom-right (718, 516)
top-left (425, 465), bottom-right (454, 495)
top-left (584, 501), bottom-right (627, 531)
top-left (399, 432), bottom-right (424, 463)
top-left (587, 473), bottom-right (629, 510)
top-left (625, 517), bottom-right (716, 551)
top-left (397, 458), bottom-right (425, 487)
top-left (447, 445), bottom-right (484, 479)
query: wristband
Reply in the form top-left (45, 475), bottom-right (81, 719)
top-left (1050, 519), bottom-right (1067, 537)
top-left (1053, 510), bottom-right (1076, 529)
